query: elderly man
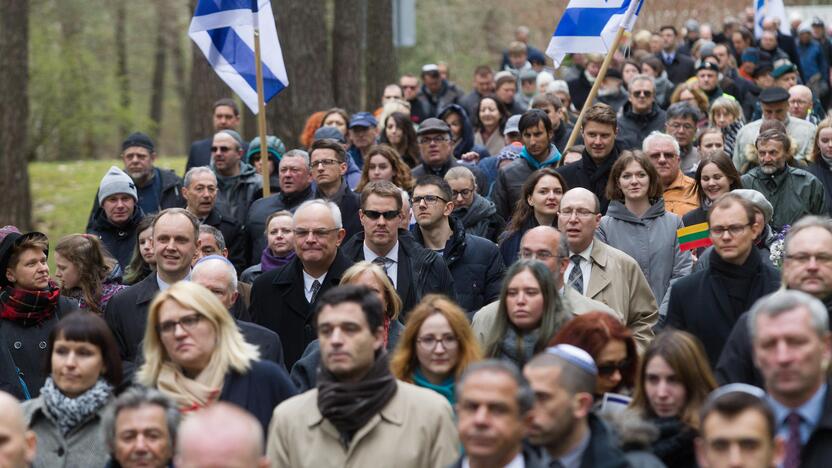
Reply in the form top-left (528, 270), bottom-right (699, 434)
top-left (644, 131), bottom-right (699, 216)
top-left (250, 200), bottom-right (353, 369)
top-left (558, 188), bottom-right (658, 349)
top-left (664, 102), bottom-right (702, 174)
top-left (0, 391), bottom-right (36, 468)
top-left (87, 132), bottom-right (184, 230)
top-left (718, 216), bottom-right (832, 386)
top-left (616, 75), bottom-right (667, 151)
top-left (734, 87), bottom-right (817, 170)
top-left (88, 166), bottom-right (144, 269)
top-left (176, 403), bottom-right (268, 468)
top-left (445, 166), bottom-right (503, 242)
top-left (192, 256), bottom-right (285, 367)
top-left (309, 139), bottom-right (361, 239)
top-left (341, 180), bottom-right (455, 317)
top-left (102, 386), bottom-right (179, 468)
top-left (105, 208), bottom-right (200, 367)
top-left (210, 129), bottom-right (262, 224)
top-left (186, 98), bottom-right (246, 171)
top-left (741, 128), bottom-right (827, 232)
top-left (452, 361), bottom-right (543, 468)
top-left (749, 290), bottom-right (832, 467)
top-left (182, 167), bottom-right (244, 271)
top-left (411, 118), bottom-right (487, 193)
top-left (245, 149), bottom-right (316, 264)
top-left (267, 285), bottom-right (459, 467)
top-left (471, 225), bottom-right (616, 343)
top-left (788, 85), bottom-right (820, 124)
top-left (667, 193), bottom-right (780, 366)
top-left (524, 345), bottom-right (630, 467)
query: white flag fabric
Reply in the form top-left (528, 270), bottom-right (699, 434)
top-left (753, 0), bottom-right (790, 38)
top-left (546, 0), bottom-right (644, 68)
top-left (189, 0), bottom-right (289, 113)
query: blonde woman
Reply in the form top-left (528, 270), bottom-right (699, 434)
top-left (138, 281), bottom-right (296, 431)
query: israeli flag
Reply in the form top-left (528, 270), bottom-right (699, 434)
top-left (753, 0), bottom-right (790, 38)
top-left (189, 0), bottom-right (289, 113)
top-left (546, 0), bottom-right (644, 68)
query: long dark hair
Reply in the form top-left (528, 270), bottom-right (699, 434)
top-left (379, 112), bottom-right (420, 167)
top-left (45, 311), bottom-right (123, 388)
top-left (505, 168), bottom-right (568, 233)
top-left (439, 104), bottom-right (476, 158)
top-left (123, 215), bottom-right (155, 285)
top-left (692, 152), bottom-right (742, 206)
top-left (473, 95), bottom-right (509, 134)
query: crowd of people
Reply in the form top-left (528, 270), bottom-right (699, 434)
top-left (3, 9), bottom-right (832, 468)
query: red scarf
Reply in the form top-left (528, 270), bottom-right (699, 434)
top-left (0, 284), bottom-right (60, 326)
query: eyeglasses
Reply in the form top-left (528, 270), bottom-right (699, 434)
top-left (520, 250), bottom-right (557, 261)
top-left (417, 335), bottom-right (459, 350)
top-left (412, 195), bottom-right (448, 206)
top-left (632, 90), bottom-right (653, 98)
top-left (667, 122), bottom-right (696, 132)
top-left (559, 208), bottom-right (596, 219)
top-left (157, 314), bottom-right (203, 336)
top-left (452, 188), bottom-right (474, 199)
top-left (710, 223), bottom-right (752, 236)
top-left (597, 359), bottom-right (630, 376)
top-left (362, 210), bottom-right (401, 220)
top-left (211, 146), bottom-right (233, 153)
top-left (784, 253), bottom-right (832, 265)
top-left (401, 85), bottom-right (418, 90)
top-left (293, 228), bottom-right (340, 238)
top-left (647, 151), bottom-right (677, 161)
top-left (417, 136), bottom-right (450, 145)
top-left (310, 158), bottom-right (341, 168)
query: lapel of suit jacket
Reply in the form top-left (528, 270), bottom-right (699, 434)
top-left (136, 274), bottom-right (161, 307)
top-left (396, 243), bottom-right (413, 306)
top-left (274, 259), bottom-right (313, 321)
top-left (586, 241), bottom-right (611, 300)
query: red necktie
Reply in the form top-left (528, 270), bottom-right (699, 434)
top-left (783, 412), bottom-right (802, 468)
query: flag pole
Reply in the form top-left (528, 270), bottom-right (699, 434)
top-left (254, 28), bottom-right (271, 197)
top-left (563, 25), bottom-right (628, 152)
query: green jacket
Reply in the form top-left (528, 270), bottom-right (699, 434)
top-left (741, 166), bottom-right (828, 232)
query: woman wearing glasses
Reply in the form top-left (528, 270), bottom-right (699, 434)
top-left (550, 312), bottom-right (638, 407)
top-left (498, 168), bottom-right (568, 266)
top-left (390, 294), bottom-right (481, 406)
top-left (483, 259), bottom-right (571, 367)
top-left (629, 330), bottom-right (717, 468)
top-left (597, 151), bottom-right (692, 306)
top-left (138, 281), bottom-right (296, 432)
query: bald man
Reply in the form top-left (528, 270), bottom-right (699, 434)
top-left (0, 391), bottom-right (36, 468)
top-left (788, 85), bottom-right (817, 123)
top-left (175, 403), bottom-right (268, 468)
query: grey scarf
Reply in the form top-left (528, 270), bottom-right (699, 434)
top-left (498, 327), bottom-right (540, 367)
top-left (41, 377), bottom-right (112, 435)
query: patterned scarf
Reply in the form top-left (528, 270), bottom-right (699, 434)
top-left (40, 377), bottom-right (112, 435)
top-left (0, 283), bottom-right (60, 326)
top-left (317, 351), bottom-right (398, 447)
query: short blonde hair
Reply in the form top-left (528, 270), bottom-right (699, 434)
top-left (340, 261), bottom-right (402, 321)
top-left (708, 96), bottom-right (743, 126)
top-left (138, 281), bottom-right (259, 386)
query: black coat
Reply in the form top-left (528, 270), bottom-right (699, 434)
top-left (556, 146), bottom-right (622, 215)
top-left (340, 230), bottom-right (456, 319)
top-left (412, 157), bottom-right (489, 197)
top-left (806, 158), bottom-right (832, 217)
top-left (318, 180), bottom-right (362, 242)
top-left (86, 168), bottom-right (184, 231)
top-left (88, 206), bottom-right (145, 272)
top-left (104, 273), bottom-right (160, 370)
top-left (201, 205), bottom-right (247, 273)
top-left (249, 252), bottom-right (354, 369)
top-left (412, 218), bottom-right (505, 313)
top-left (657, 52), bottom-right (696, 85)
top-left (218, 359), bottom-right (296, 433)
top-left (616, 102), bottom-right (667, 151)
top-left (0, 297), bottom-right (76, 400)
top-left (245, 185), bottom-right (316, 265)
top-left (666, 249), bottom-right (781, 365)
top-left (799, 379), bottom-right (832, 468)
top-left (568, 70), bottom-right (594, 110)
top-left (578, 414), bottom-right (631, 468)
top-left (238, 320), bottom-right (285, 370)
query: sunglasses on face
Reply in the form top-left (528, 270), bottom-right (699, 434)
top-left (362, 210), bottom-right (401, 220)
top-left (597, 359), bottom-right (631, 376)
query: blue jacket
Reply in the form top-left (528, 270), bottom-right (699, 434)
top-left (798, 39), bottom-right (829, 84)
top-left (218, 359), bottom-right (297, 433)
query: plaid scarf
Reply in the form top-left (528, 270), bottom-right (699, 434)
top-left (0, 283), bottom-right (60, 326)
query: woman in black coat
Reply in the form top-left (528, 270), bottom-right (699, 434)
top-left (807, 118), bottom-right (832, 216)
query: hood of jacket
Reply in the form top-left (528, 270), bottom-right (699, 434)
top-left (439, 103), bottom-right (477, 157)
top-left (604, 199), bottom-right (666, 224)
top-left (213, 161), bottom-right (260, 189)
top-left (456, 193), bottom-right (497, 225)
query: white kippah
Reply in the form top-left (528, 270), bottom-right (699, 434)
top-left (546, 344), bottom-right (598, 376)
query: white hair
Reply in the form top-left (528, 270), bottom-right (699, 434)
top-left (546, 80), bottom-right (570, 96)
top-left (536, 71), bottom-right (555, 89)
top-left (642, 131), bottom-right (680, 155)
top-left (192, 257), bottom-right (238, 293)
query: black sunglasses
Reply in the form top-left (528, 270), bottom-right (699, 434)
top-left (597, 359), bottom-right (631, 376)
top-left (362, 210), bottom-right (400, 220)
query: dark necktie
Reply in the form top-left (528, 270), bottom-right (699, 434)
top-left (309, 279), bottom-right (322, 304)
top-left (372, 256), bottom-right (394, 283)
top-left (784, 412), bottom-right (802, 468)
top-left (568, 254), bottom-right (584, 294)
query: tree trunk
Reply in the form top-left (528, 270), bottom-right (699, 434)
top-left (332, 0), bottom-right (364, 112)
top-left (267, 0), bottom-right (333, 149)
top-left (186, 0), bottom-right (228, 147)
top-left (148, 0), bottom-right (168, 141)
top-left (169, 1), bottom-right (190, 154)
top-left (0, 0), bottom-right (32, 228)
top-left (364, 0), bottom-right (397, 110)
top-left (114, 0), bottom-right (130, 138)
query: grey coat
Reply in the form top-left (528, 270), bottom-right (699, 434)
top-left (22, 396), bottom-right (110, 468)
top-left (597, 199), bottom-right (692, 305)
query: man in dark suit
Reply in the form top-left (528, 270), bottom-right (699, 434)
top-left (249, 199), bottom-right (353, 369)
top-left (667, 193), bottom-right (780, 365)
top-left (191, 255), bottom-right (286, 369)
top-left (657, 25), bottom-right (696, 85)
top-left (105, 208), bottom-right (200, 368)
top-left (340, 180), bottom-right (455, 319)
top-left (185, 98), bottom-right (247, 172)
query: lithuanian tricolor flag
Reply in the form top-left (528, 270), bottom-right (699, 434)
top-left (678, 222), bottom-right (712, 251)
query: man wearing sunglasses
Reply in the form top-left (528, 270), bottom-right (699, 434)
top-left (210, 129), bottom-right (263, 225)
top-left (341, 180), bottom-right (455, 319)
top-left (616, 75), bottom-right (666, 151)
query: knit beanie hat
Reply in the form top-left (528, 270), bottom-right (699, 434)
top-left (122, 132), bottom-right (155, 153)
top-left (245, 136), bottom-right (287, 165)
top-left (98, 166), bottom-right (138, 204)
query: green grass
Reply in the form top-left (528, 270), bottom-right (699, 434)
top-left (30, 157), bottom-right (186, 269)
